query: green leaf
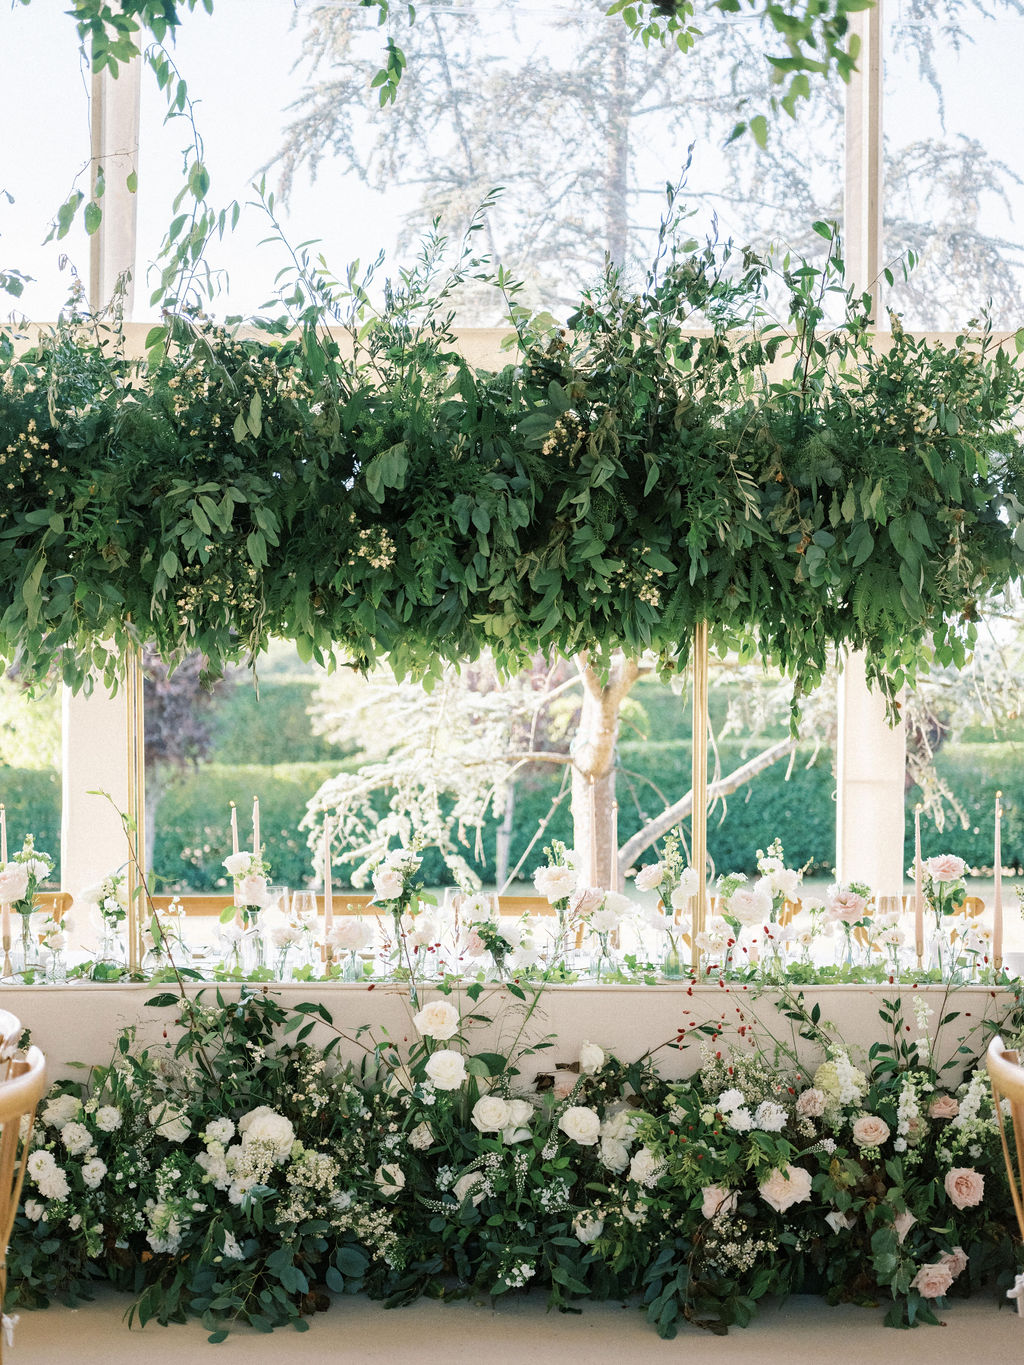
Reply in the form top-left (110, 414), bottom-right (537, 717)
top-left (750, 115), bottom-right (768, 148)
top-left (84, 201), bottom-right (102, 235)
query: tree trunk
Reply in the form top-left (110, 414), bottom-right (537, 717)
top-left (570, 655), bottom-right (640, 889)
top-left (495, 780), bottom-right (516, 889)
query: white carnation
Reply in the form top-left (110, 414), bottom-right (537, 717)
top-left (81, 1157), bottom-right (107, 1189)
top-left (61, 1121), bottom-right (92, 1156)
top-left (204, 1117), bottom-right (235, 1146)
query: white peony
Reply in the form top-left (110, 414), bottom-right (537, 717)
top-left (328, 918), bottom-right (372, 953)
top-left (148, 1103), bottom-right (191, 1144)
top-left (239, 1106), bottom-right (295, 1161)
top-left (424, 1049), bottom-right (467, 1091)
top-left (533, 864), bottom-right (577, 903)
top-left (727, 882), bottom-right (774, 925)
top-left (42, 1094), bottom-right (82, 1130)
top-left (413, 999), bottom-right (461, 1041)
top-left (471, 1094), bottom-right (511, 1134)
top-left (375, 1164), bottom-right (406, 1197)
top-left (81, 1157), bottom-right (107, 1189)
top-left (0, 864), bottom-right (29, 903)
top-left (634, 863), bottom-right (664, 893)
top-left (579, 1041), bottom-right (605, 1074)
top-left (558, 1105), bottom-right (601, 1146)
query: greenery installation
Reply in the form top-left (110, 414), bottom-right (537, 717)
top-left (2, 209), bottom-right (1024, 708)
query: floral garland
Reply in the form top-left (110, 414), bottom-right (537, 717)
top-left (8, 975), bottom-right (1024, 1339)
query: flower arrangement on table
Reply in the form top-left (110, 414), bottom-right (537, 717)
top-left (0, 834), bottom-right (54, 976)
top-left (7, 974), bottom-right (1024, 1340)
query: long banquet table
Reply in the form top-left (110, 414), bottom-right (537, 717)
top-left (6, 979), bottom-right (1021, 1083)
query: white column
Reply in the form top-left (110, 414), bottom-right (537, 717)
top-left (62, 53), bottom-right (142, 900)
top-left (836, 0), bottom-right (906, 896)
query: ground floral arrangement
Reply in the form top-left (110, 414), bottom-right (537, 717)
top-left (8, 966), bottom-right (1024, 1341)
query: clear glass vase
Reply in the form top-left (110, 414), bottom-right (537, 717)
top-left (14, 913), bottom-right (40, 976)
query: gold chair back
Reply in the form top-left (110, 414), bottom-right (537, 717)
top-left (0, 1045), bottom-right (47, 1361)
top-left (986, 1035), bottom-right (1024, 1246)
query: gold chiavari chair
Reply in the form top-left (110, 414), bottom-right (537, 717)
top-left (986, 1036), bottom-right (1024, 1318)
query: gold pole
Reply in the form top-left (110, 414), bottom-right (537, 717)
top-left (691, 621), bottom-right (709, 970)
top-left (124, 649), bottom-right (146, 973)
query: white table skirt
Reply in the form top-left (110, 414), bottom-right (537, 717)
top-left (3, 980), bottom-right (1019, 1085)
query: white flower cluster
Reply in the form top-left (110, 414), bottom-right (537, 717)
top-left (599, 1106), bottom-right (642, 1173)
top-left (895, 1074), bottom-right (922, 1156)
top-left (715, 1089), bottom-right (789, 1135)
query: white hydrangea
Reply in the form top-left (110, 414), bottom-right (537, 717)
top-left (753, 1101), bottom-right (788, 1133)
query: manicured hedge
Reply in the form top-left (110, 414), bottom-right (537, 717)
top-left (0, 766), bottom-right (61, 883)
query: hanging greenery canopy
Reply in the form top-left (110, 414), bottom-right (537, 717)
top-left (1, 219), bottom-right (1023, 705)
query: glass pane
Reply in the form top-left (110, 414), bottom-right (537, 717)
top-left (0, 676), bottom-right (62, 888)
top-left (0, 9), bottom-right (91, 319)
top-left (884, 4), bottom-right (1024, 329)
top-left (134, 1), bottom-right (843, 323)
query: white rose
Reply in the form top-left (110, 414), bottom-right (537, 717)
top-left (424, 1049), bottom-right (467, 1091)
top-left (471, 1094), bottom-right (511, 1134)
top-left (558, 1105), bottom-right (601, 1146)
top-left (408, 1122), bottom-right (434, 1151)
top-left (579, 1041), bottom-right (605, 1074)
top-left (0, 864), bottom-right (29, 903)
top-left (148, 1104), bottom-right (191, 1145)
top-left (533, 865), bottom-right (577, 903)
top-left (222, 852), bottom-right (252, 878)
top-left (375, 1164), bottom-right (406, 1197)
top-left (628, 1147), bottom-right (665, 1187)
top-left (42, 1095), bottom-right (82, 1130)
top-left (239, 1107), bottom-right (295, 1160)
top-left (24, 1199), bottom-right (45, 1222)
top-left (452, 1171), bottom-right (486, 1206)
top-left (573, 1214), bottom-right (605, 1244)
top-left (633, 863), bottom-right (664, 893)
top-left (413, 999), bottom-right (461, 1041)
top-left (372, 867), bottom-right (405, 900)
top-left (599, 1138), bottom-right (630, 1173)
top-left (502, 1098), bottom-right (534, 1144)
top-left (237, 874), bottom-right (268, 907)
top-left (603, 891), bottom-right (636, 916)
top-left (759, 1163), bottom-right (813, 1213)
top-left (701, 1185), bottom-right (738, 1220)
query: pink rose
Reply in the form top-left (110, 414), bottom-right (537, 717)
top-left (928, 1094), bottom-right (959, 1120)
top-left (944, 1167), bottom-right (984, 1210)
top-left (372, 866), bottom-right (405, 901)
top-left (727, 883), bottom-right (773, 925)
top-left (461, 928), bottom-right (488, 959)
top-left (634, 864), bottom-right (664, 893)
top-left (570, 886), bottom-right (605, 916)
top-left (795, 1088), bottom-right (826, 1118)
top-left (826, 887), bottom-right (867, 925)
top-left (911, 1261), bottom-right (955, 1299)
top-left (924, 854), bottom-right (966, 884)
top-left (701, 1185), bottom-right (738, 1220)
top-left (852, 1114), bottom-right (890, 1148)
top-left (892, 1209), bottom-right (917, 1245)
top-left (940, 1246), bottom-right (968, 1280)
top-left (759, 1163), bottom-right (813, 1214)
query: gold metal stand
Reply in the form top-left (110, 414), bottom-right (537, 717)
top-left (124, 649), bottom-right (146, 973)
top-left (691, 621), bottom-right (709, 970)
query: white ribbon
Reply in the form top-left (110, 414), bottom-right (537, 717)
top-left (1006, 1272), bottom-right (1024, 1317)
top-left (2, 1312), bottom-right (19, 1348)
